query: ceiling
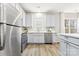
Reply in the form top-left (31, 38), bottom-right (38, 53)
top-left (20, 3), bottom-right (79, 13)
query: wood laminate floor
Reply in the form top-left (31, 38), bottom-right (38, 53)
top-left (22, 44), bottom-right (60, 56)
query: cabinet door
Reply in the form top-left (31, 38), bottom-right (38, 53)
top-left (68, 43), bottom-right (79, 56)
top-left (27, 33), bottom-right (44, 43)
top-left (46, 14), bottom-right (55, 27)
top-left (59, 39), bottom-right (67, 56)
top-left (27, 34), bottom-right (34, 43)
top-left (52, 33), bottom-right (59, 43)
top-left (33, 33), bottom-right (44, 43)
top-left (38, 33), bottom-right (44, 43)
top-left (68, 37), bottom-right (79, 46)
top-left (33, 34), bottom-right (39, 43)
top-left (25, 13), bottom-right (32, 27)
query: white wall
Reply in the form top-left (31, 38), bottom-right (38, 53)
top-left (77, 13), bottom-right (79, 33)
top-left (77, 19), bottom-right (79, 33)
top-left (54, 13), bottom-right (60, 33)
top-left (60, 13), bottom-right (65, 33)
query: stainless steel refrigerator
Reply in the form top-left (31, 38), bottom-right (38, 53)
top-left (0, 3), bottom-right (22, 56)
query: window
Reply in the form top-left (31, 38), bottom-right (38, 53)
top-left (65, 19), bottom-right (69, 33)
top-left (32, 13), bottom-right (46, 32)
top-left (65, 19), bottom-right (77, 33)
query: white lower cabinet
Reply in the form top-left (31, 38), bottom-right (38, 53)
top-left (27, 33), bottom-right (44, 43)
top-left (60, 35), bottom-right (79, 56)
top-left (27, 33), bottom-right (59, 43)
top-left (68, 37), bottom-right (79, 46)
top-left (52, 33), bottom-right (59, 43)
top-left (60, 39), bottom-right (67, 56)
top-left (27, 33), bottom-right (34, 43)
top-left (68, 43), bottom-right (79, 56)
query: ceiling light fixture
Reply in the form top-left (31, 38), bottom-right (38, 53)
top-left (37, 6), bottom-right (40, 8)
top-left (36, 13), bottom-right (42, 18)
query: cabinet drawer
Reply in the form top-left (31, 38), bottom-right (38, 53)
top-left (68, 37), bottom-right (79, 45)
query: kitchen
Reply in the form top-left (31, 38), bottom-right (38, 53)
top-left (20, 4), bottom-right (79, 56)
top-left (0, 3), bottom-right (79, 56)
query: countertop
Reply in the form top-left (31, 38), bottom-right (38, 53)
top-left (60, 33), bottom-right (79, 39)
top-left (27, 31), bottom-right (56, 34)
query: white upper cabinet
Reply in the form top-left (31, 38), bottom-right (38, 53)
top-left (25, 13), bottom-right (32, 27)
top-left (46, 13), bottom-right (60, 33)
top-left (46, 14), bottom-right (55, 27)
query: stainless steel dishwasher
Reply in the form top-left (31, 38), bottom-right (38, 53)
top-left (44, 33), bottom-right (52, 43)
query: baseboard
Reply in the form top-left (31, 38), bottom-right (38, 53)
top-left (27, 43), bottom-right (45, 45)
top-left (52, 42), bottom-right (60, 44)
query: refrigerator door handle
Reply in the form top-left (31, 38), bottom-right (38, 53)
top-left (0, 22), bottom-right (22, 27)
top-left (6, 23), bottom-right (21, 27)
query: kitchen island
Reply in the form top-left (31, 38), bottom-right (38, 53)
top-left (59, 33), bottom-right (79, 56)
